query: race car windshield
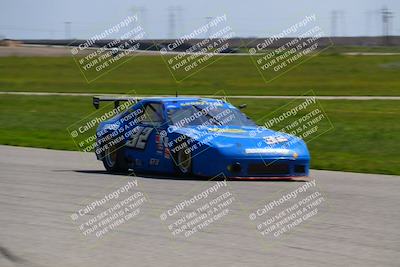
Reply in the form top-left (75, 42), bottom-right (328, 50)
top-left (168, 105), bottom-right (257, 127)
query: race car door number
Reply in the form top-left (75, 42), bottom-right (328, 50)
top-left (126, 126), bottom-right (153, 149)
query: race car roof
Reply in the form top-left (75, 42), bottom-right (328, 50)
top-left (141, 97), bottom-right (222, 102)
top-left (145, 97), bottom-right (231, 109)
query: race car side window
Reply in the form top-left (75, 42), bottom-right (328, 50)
top-left (121, 104), bottom-right (146, 125)
top-left (140, 103), bottom-right (164, 127)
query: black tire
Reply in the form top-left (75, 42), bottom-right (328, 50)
top-left (102, 143), bottom-right (128, 173)
top-left (173, 138), bottom-right (192, 176)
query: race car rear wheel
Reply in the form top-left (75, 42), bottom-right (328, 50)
top-left (102, 144), bottom-right (128, 173)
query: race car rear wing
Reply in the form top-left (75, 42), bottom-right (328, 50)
top-left (93, 96), bottom-right (141, 109)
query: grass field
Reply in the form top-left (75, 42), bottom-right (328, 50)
top-left (0, 95), bottom-right (399, 175)
top-left (1, 53), bottom-right (400, 96)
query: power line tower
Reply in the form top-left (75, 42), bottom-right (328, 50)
top-left (137, 6), bottom-right (147, 36)
top-left (339, 10), bottom-right (346, 36)
top-left (331, 10), bottom-right (338, 37)
top-left (381, 6), bottom-right (394, 45)
top-left (64, 21), bottom-right (71, 39)
top-left (176, 6), bottom-right (184, 37)
top-left (130, 5), bottom-right (147, 39)
top-left (205, 16), bottom-right (214, 39)
top-left (167, 6), bottom-right (184, 39)
top-left (365, 10), bottom-right (373, 36)
top-left (168, 6), bottom-right (176, 39)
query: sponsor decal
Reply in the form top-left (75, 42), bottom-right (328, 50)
top-left (135, 158), bottom-right (142, 166)
top-left (264, 136), bottom-right (288, 145)
top-left (164, 147), bottom-right (171, 159)
top-left (180, 101), bottom-right (222, 107)
top-left (155, 133), bottom-right (165, 153)
top-left (208, 128), bottom-right (245, 133)
top-left (157, 143), bottom-right (164, 151)
top-left (149, 158), bottom-right (160, 166)
top-left (245, 148), bottom-right (290, 155)
top-left (162, 135), bottom-right (169, 147)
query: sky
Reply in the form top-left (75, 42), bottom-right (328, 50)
top-left (0, 0), bottom-right (399, 39)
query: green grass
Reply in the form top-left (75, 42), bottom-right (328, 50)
top-left (1, 53), bottom-right (400, 96)
top-left (0, 95), bottom-right (399, 175)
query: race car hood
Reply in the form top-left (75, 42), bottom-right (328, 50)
top-left (170, 125), bottom-right (309, 159)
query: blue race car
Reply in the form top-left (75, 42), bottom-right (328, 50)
top-left (93, 96), bottom-right (310, 179)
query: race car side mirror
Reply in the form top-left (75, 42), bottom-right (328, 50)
top-left (238, 104), bottom-right (247, 109)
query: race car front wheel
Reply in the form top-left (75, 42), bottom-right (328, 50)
top-left (102, 144), bottom-right (128, 173)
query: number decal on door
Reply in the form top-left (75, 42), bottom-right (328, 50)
top-left (126, 126), bottom-right (153, 149)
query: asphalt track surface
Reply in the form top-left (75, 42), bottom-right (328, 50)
top-left (0, 145), bottom-right (399, 267)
